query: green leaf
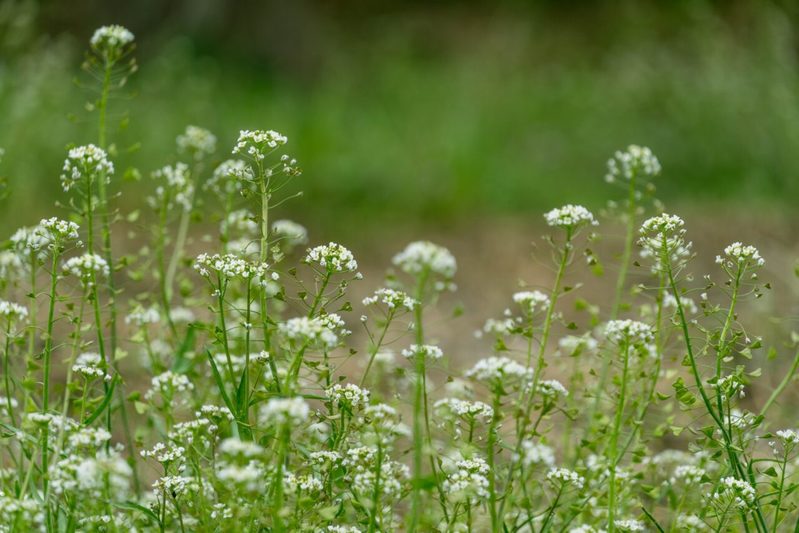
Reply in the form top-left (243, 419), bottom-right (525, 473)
top-left (83, 375), bottom-right (118, 426)
top-left (207, 350), bottom-right (235, 415)
top-left (114, 501), bottom-right (160, 525)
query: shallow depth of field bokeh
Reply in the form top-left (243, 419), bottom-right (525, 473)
top-left (6, 1), bottom-right (799, 530)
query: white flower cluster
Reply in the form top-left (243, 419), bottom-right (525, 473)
top-left (604, 319), bottom-right (654, 345)
top-left (326, 383), bottom-right (370, 410)
top-left (544, 204), bottom-right (598, 229)
top-left (466, 356), bottom-right (531, 384)
top-left (604, 145), bottom-right (661, 183)
top-left (710, 476), bottom-right (756, 510)
top-left (272, 219), bottom-right (308, 247)
top-left (362, 288), bottom-right (417, 311)
top-left (342, 446), bottom-right (409, 499)
top-left (0, 300), bottom-right (27, 321)
top-left (776, 429), bottom-right (799, 445)
top-left (513, 290), bottom-right (550, 314)
top-left (153, 475), bottom-right (196, 498)
top-left (206, 159), bottom-right (252, 196)
top-left (193, 253), bottom-right (269, 281)
top-left (675, 514), bottom-right (708, 531)
top-left (518, 440), bottom-right (556, 468)
top-left (140, 442), bottom-right (185, 464)
top-left (11, 225), bottom-right (51, 256)
top-left (305, 242), bottom-right (358, 273)
top-left (716, 242), bottom-right (765, 269)
top-left (176, 125), bottom-right (216, 159)
top-left (62, 254), bottom-right (109, 283)
top-left (546, 467), bottom-right (584, 490)
top-left (639, 213), bottom-right (691, 268)
top-left (72, 352), bottom-right (110, 381)
top-left (219, 438), bottom-right (264, 459)
top-left (39, 217), bottom-right (80, 242)
top-left (144, 371), bottom-right (194, 401)
top-left (60, 145), bottom-right (114, 192)
top-left (434, 398), bottom-right (494, 422)
top-left (392, 241), bottom-right (457, 279)
top-left (442, 457), bottom-right (490, 503)
top-left (613, 519), bottom-right (646, 532)
top-left (232, 129), bottom-right (288, 162)
top-left (401, 344), bottom-right (444, 361)
top-left (259, 396), bottom-right (310, 426)
top-left (670, 465), bottom-right (705, 485)
top-left (151, 162), bottom-right (193, 212)
top-left (67, 427), bottom-right (112, 449)
top-left (539, 379), bottom-right (568, 401)
top-left (90, 25), bottom-right (134, 56)
top-left (278, 315), bottom-right (346, 349)
top-left (125, 305), bottom-right (160, 326)
top-left (558, 334), bottom-right (599, 357)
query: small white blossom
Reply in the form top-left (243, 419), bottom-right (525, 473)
top-left (544, 204), bottom-right (597, 229)
top-left (176, 125), bottom-right (216, 159)
top-left (60, 145), bottom-right (114, 192)
top-left (392, 241), bottom-right (457, 278)
top-left (259, 397), bottom-right (309, 426)
top-left (546, 467), bottom-right (584, 489)
top-left (604, 319), bottom-right (654, 345)
top-left (605, 145), bottom-right (661, 183)
top-left (362, 288), bottom-right (418, 311)
top-left (401, 344), bottom-right (443, 361)
top-left (305, 242), bottom-right (358, 273)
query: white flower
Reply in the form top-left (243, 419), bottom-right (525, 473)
top-left (710, 476), bottom-right (756, 509)
top-left (443, 457), bottom-right (490, 503)
top-left (72, 352), bottom-right (111, 382)
top-left (604, 319), bottom-right (654, 345)
top-left (62, 254), bottom-right (109, 283)
top-left (544, 205), bottom-right (598, 229)
top-left (434, 398), bottom-right (494, 422)
top-left (362, 288), bottom-right (418, 311)
top-left (546, 467), bottom-right (584, 489)
top-left (11, 225), bottom-right (51, 255)
top-left (539, 379), bottom-right (568, 401)
top-left (205, 159), bottom-right (251, 196)
top-left (90, 25), bottom-right (134, 57)
top-left (141, 442), bottom-right (185, 464)
top-left (193, 253), bottom-right (269, 281)
top-left (278, 315), bottom-right (345, 348)
top-left (466, 356), bottom-right (531, 384)
top-left (716, 242), bottom-right (765, 268)
top-left (670, 465), bottom-right (705, 485)
top-left (39, 218), bottom-right (80, 242)
top-left (518, 440), bottom-right (556, 468)
top-left (144, 371), bottom-right (194, 401)
top-left (304, 242), bottom-right (358, 273)
top-left (125, 305), bottom-right (160, 326)
top-left (60, 145), bottom-right (114, 192)
top-left (392, 241), bottom-right (456, 278)
top-left (605, 145), bottom-right (661, 183)
top-left (513, 290), bottom-right (550, 313)
top-left (776, 429), bottom-right (799, 445)
top-left (176, 125), bottom-right (216, 159)
top-left (219, 438), bottom-right (264, 458)
top-left (259, 397), bottom-right (309, 426)
top-left (272, 219), bottom-right (308, 247)
top-left (0, 300), bottom-right (28, 322)
top-left (401, 344), bottom-right (443, 361)
top-left (613, 519), bottom-right (646, 532)
top-left (326, 384), bottom-right (370, 410)
top-left (232, 130), bottom-right (299, 176)
top-left (151, 163), bottom-right (193, 212)
top-left (639, 213), bottom-right (691, 269)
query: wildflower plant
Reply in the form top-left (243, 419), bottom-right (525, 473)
top-left (4, 23), bottom-right (799, 533)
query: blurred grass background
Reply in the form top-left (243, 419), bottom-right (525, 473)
top-left (1, 0), bottom-right (799, 239)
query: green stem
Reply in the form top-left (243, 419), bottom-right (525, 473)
top-left (40, 249), bottom-right (60, 514)
top-left (760, 347), bottom-right (799, 417)
top-left (607, 341), bottom-right (630, 532)
top-left (486, 392), bottom-right (502, 532)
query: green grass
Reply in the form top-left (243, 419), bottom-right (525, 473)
top-left (1, 1), bottom-right (798, 237)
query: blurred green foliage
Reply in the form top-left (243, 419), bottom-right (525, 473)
top-left (1, 1), bottom-right (798, 237)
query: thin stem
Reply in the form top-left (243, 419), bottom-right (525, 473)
top-left (607, 341), bottom-right (631, 531)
